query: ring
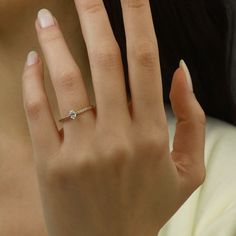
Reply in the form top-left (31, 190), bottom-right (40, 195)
top-left (59, 105), bottom-right (95, 122)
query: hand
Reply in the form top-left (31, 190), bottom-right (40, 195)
top-left (22, 1), bottom-right (206, 236)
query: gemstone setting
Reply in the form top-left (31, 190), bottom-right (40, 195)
top-left (69, 110), bottom-right (78, 120)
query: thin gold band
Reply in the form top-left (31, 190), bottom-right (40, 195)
top-left (59, 105), bottom-right (95, 122)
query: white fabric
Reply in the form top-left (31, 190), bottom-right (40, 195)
top-left (158, 105), bottom-right (236, 236)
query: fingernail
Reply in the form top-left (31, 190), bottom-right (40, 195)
top-left (179, 59), bottom-right (193, 92)
top-left (38, 9), bottom-right (55, 28)
top-left (27, 51), bottom-right (38, 66)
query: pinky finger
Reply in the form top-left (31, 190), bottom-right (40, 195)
top-left (22, 51), bottom-right (61, 163)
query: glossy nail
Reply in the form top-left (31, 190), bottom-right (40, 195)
top-left (179, 59), bottom-right (193, 92)
top-left (38, 9), bottom-right (55, 28)
top-left (27, 51), bottom-right (38, 66)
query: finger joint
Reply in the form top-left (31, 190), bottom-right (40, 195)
top-left (132, 40), bottom-right (159, 69)
top-left (57, 69), bottom-right (80, 91)
top-left (124, 0), bottom-right (146, 9)
top-left (79, 0), bottom-right (103, 14)
top-left (90, 42), bottom-right (122, 70)
top-left (24, 97), bottom-right (47, 121)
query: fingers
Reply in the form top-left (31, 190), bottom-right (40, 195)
top-left (169, 60), bottom-right (206, 190)
top-left (74, 0), bottom-right (130, 123)
top-left (35, 9), bottom-right (95, 133)
top-left (120, 0), bottom-right (166, 125)
top-left (22, 51), bottom-right (61, 161)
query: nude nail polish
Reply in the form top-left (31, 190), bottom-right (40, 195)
top-left (179, 59), bottom-right (193, 92)
top-left (27, 51), bottom-right (38, 66)
top-left (38, 9), bottom-right (55, 28)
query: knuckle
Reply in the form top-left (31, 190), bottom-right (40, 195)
top-left (97, 138), bottom-right (131, 168)
top-left (192, 167), bottom-right (206, 189)
top-left (196, 108), bottom-right (207, 126)
top-left (103, 143), bottom-right (130, 160)
top-left (190, 109), bottom-right (207, 128)
top-left (145, 135), bottom-right (163, 150)
top-left (57, 69), bottom-right (80, 91)
top-left (24, 97), bottom-right (46, 120)
top-left (125, 0), bottom-right (146, 9)
top-left (134, 123), bottom-right (169, 151)
top-left (188, 104), bottom-right (207, 127)
top-left (90, 42), bottom-right (121, 69)
top-left (199, 168), bottom-right (206, 185)
top-left (173, 151), bottom-right (206, 190)
top-left (108, 144), bottom-right (131, 175)
top-left (46, 163), bottom-right (72, 188)
top-left (138, 133), bottom-right (165, 153)
top-left (46, 157), bottom-right (94, 188)
top-left (133, 41), bottom-right (159, 68)
top-left (79, 0), bottom-right (103, 14)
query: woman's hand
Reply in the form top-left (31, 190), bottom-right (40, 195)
top-left (22, 1), bottom-right (206, 236)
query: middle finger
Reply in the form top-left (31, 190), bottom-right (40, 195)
top-left (74, 0), bottom-right (130, 124)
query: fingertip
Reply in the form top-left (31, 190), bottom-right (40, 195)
top-left (23, 50), bottom-right (41, 74)
top-left (35, 14), bottom-right (58, 32)
top-left (170, 64), bottom-right (202, 120)
top-left (169, 67), bottom-right (188, 101)
top-left (170, 63), bottom-right (206, 125)
top-left (23, 50), bottom-right (44, 81)
top-left (170, 59), bottom-right (198, 100)
top-left (26, 50), bottom-right (39, 66)
top-left (179, 59), bottom-right (194, 92)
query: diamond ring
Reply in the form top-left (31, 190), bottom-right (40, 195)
top-left (59, 105), bottom-right (95, 122)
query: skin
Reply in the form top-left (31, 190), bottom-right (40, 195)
top-left (0, 0), bottom-right (93, 139)
top-left (1, 0), bottom-right (206, 235)
top-left (0, 0), bottom-right (91, 235)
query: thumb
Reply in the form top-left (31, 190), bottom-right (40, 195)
top-left (169, 60), bottom-right (206, 191)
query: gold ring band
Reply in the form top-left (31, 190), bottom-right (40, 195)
top-left (59, 105), bottom-right (95, 122)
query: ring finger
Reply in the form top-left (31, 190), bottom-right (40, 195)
top-left (121, 0), bottom-right (166, 125)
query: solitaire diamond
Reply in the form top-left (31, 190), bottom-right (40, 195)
top-left (69, 110), bottom-right (78, 120)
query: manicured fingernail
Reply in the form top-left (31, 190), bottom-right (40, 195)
top-left (27, 51), bottom-right (38, 66)
top-left (38, 9), bottom-right (55, 28)
top-left (179, 59), bottom-right (193, 92)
